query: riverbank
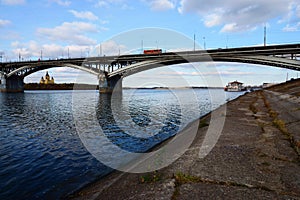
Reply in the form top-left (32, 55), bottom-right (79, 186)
top-left (24, 83), bottom-right (99, 90)
top-left (69, 79), bottom-right (300, 199)
top-left (24, 83), bottom-right (224, 91)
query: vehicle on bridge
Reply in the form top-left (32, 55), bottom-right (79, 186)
top-left (143, 49), bottom-right (162, 54)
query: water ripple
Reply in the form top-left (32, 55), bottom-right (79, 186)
top-left (0, 89), bottom-right (243, 199)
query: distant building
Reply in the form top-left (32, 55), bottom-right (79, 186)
top-left (40, 71), bottom-right (55, 84)
top-left (224, 81), bottom-right (246, 92)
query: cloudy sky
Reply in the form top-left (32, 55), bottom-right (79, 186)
top-left (1, 0), bottom-right (300, 87)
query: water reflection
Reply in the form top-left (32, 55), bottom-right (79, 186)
top-left (0, 91), bottom-right (110, 200)
top-left (74, 88), bottom-right (203, 173)
top-left (96, 93), bottom-right (182, 153)
top-left (0, 89), bottom-right (244, 199)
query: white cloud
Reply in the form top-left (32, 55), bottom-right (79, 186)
top-left (204, 13), bottom-right (222, 27)
top-left (283, 23), bottom-right (300, 32)
top-left (220, 23), bottom-right (257, 33)
top-left (220, 23), bottom-right (238, 33)
top-left (49, 0), bottom-right (71, 6)
top-left (100, 20), bottom-right (109, 25)
top-left (178, 0), bottom-right (295, 32)
top-left (158, 70), bottom-right (253, 76)
top-left (11, 39), bottom-right (126, 83)
top-left (10, 38), bottom-right (128, 60)
top-left (1, 0), bottom-right (25, 5)
top-left (148, 0), bottom-right (175, 11)
top-left (297, 4), bottom-right (300, 18)
top-left (95, 0), bottom-right (109, 8)
top-left (92, 40), bottom-right (127, 56)
top-left (95, 0), bottom-right (130, 9)
top-left (11, 40), bottom-right (93, 60)
top-left (281, 2), bottom-right (300, 32)
top-left (37, 21), bottom-right (98, 45)
top-left (69, 10), bottom-right (99, 21)
top-left (0, 19), bottom-right (11, 27)
top-left (11, 40), bottom-right (40, 58)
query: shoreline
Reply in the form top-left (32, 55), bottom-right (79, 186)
top-left (24, 83), bottom-right (99, 90)
top-left (68, 79), bottom-right (300, 199)
top-left (24, 83), bottom-right (226, 91)
top-left (67, 113), bottom-right (214, 199)
top-left (67, 101), bottom-right (216, 198)
top-left (66, 91), bottom-right (246, 198)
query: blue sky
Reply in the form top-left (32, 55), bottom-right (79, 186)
top-left (1, 0), bottom-right (300, 87)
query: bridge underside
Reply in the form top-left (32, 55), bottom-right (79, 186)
top-left (107, 56), bottom-right (300, 80)
top-left (212, 55), bottom-right (300, 71)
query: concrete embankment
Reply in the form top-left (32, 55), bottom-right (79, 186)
top-left (69, 80), bottom-right (300, 200)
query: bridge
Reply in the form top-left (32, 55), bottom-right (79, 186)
top-left (1, 43), bottom-right (300, 93)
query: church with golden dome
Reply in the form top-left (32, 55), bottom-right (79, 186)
top-left (39, 71), bottom-right (55, 84)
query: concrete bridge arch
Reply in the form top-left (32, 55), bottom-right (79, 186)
top-left (107, 54), bottom-right (300, 80)
top-left (0, 62), bottom-right (104, 92)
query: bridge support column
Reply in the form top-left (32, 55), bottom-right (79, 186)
top-left (0, 73), bottom-right (6, 92)
top-left (98, 74), bottom-right (123, 94)
top-left (0, 74), bottom-right (24, 93)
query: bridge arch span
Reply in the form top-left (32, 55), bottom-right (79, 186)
top-left (7, 63), bottom-right (102, 78)
top-left (108, 58), bottom-right (197, 78)
top-left (108, 54), bottom-right (300, 78)
top-left (211, 55), bottom-right (300, 71)
top-left (2, 43), bottom-right (300, 93)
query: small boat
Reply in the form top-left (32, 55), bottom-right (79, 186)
top-left (224, 81), bottom-right (246, 92)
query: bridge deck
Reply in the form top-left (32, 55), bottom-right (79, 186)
top-left (1, 43), bottom-right (300, 78)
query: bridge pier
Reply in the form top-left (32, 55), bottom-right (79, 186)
top-left (0, 74), bottom-right (24, 93)
top-left (98, 74), bottom-right (123, 94)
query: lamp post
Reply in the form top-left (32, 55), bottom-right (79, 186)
top-left (86, 48), bottom-right (90, 57)
top-left (264, 24), bottom-right (267, 46)
top-left (193, 33), bottom-right (196, 51)
top-left (98, 44), bottom-right (100, 56)
top-left (226, 35), bottom-right (228, 49)
top-left (99, 43), bottom-right (102, 56)
top-left (141, 40), bottom-right (143, 53)
top-left (203, 37), bottom-right (206, 50)
top-left (0, 52), bottom-right (3, 62)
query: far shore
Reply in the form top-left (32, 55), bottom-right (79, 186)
top-left (24, 83), bottom-right (99, 90)
top-left (24, 83), bottom-right (225, 91)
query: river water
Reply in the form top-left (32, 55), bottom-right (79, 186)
top-left (0, 89), bottom-right (243, 199)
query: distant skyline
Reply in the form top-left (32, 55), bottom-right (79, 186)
top-left (1, 0), bottom-right (300, 87)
